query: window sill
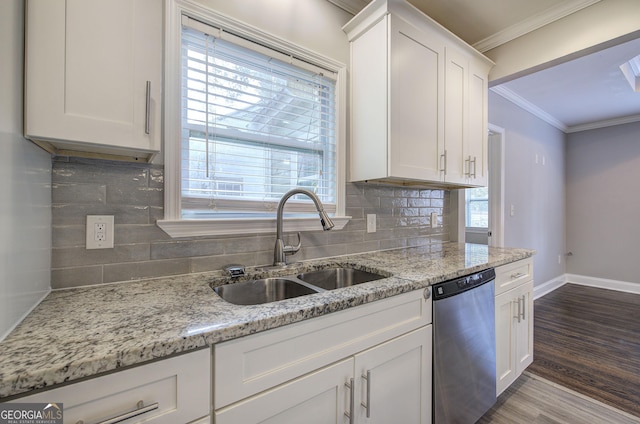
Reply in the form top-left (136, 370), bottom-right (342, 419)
top-left (157, 216), bottom-right (351, 238)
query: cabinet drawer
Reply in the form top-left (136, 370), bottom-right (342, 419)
top-left (17, 349), bottom-right (210, 424)
top-left (495, 258), bottom-right (533, 296)
top-left (214, 289), bottom-right (432, 408)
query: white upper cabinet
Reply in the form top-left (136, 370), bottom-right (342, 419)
top-left (343, 0), bottom-right (493, 188)
top-left (24, 0), bottom-right (162, 162)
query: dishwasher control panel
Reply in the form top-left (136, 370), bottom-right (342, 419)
top-left (432, 268), bottom-right (496, 300)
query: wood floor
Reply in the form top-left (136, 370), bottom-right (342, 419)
top-left (478, 372), bottom-right (640, 424)
top-left (526, 283), bottom-right (640, 418)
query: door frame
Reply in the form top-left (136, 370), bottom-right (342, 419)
top-left (487, 123), bottom-right (505, 247)
top-left (455, 123), bottom-right (505, 247)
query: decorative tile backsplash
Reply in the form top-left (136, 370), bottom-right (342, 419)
top-left (51, 157), bottom-right (450, 289)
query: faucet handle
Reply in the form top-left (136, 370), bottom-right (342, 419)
top-left (283, 232), bottom-right (302, 255)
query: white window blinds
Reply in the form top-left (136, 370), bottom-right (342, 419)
top-left (180, 17), bottom-right (338, 219)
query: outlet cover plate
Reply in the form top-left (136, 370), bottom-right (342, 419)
top-left (86, 215), bottom-right (114, 249)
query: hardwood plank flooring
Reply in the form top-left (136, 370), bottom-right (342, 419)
top-left (478, 372), bottom-right (640, 424)
top-left (526, 283), bottom-right (640, 418)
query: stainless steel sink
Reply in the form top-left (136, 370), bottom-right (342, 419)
top-left (213, 278), bottom-right (319, 305)
top-left (297, 267), bottom-right (386, 290)
top-left (213, 267), bottom-right (387, 305)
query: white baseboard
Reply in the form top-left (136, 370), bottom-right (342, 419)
top-left (565, 274), bottom-right (640, 295)
top-left (533, 276), bottom-right (566, 300)
top-left (533, 273), bottom-right (640, 299)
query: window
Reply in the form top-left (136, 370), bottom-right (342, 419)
top-left (181, 18), bottom-right (336, 218)
top-left (465, 187), bottom-right (488, 228)
top-left (159, 5), bottom-right (347, 237)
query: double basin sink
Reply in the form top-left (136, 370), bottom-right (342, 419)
top-left (213, 267), bottom-right (386, 305)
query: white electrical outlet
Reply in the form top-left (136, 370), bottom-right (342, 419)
top-left (367, 214), bottom-right (376, 233)
top-left (430, 212), bottom-right (438, 228)
top-left (86, 215), bottom-right (114, 249)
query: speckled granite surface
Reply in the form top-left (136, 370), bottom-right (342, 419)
top-left (0, 242), bottom-right (533, 399)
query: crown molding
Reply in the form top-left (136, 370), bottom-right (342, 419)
top-left (490, 86), bottom-right (568, 132)
top-left (491, 85), bottom-right (640, 134)
top-left (473, 0), bottom-right (602, 52)
top-left (326, 0), bottom-right (369, 15)
top-left (566, 114), bottom-right (640, 133)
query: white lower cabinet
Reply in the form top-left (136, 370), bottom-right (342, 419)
top-left (216, 327), bottom-right (431, 424)
top-left (214, 289), bottom-right (433, 424)
top-left (353, 326), bottom-right (431, 424)
top-left (17, 349), bottom-right (210, 424)
top-left (216, 358), bottom-right (353, 424)
top-left (495, 263), bottom-right (534, 395)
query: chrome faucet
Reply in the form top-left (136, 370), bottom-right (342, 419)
top-left (273, 188), bottom-right (335, 267)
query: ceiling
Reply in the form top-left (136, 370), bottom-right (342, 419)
top-left (337, 0), bottom-right (640, 133)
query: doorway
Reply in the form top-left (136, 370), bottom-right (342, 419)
top-left (461, 124), bottom-right (504, 247)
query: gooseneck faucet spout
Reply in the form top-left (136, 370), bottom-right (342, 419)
top-left (274, 188), bottom-right (335, 267)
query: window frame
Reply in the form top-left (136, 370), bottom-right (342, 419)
top-left (465, 187), bottom-right (489, 230)
top-left (158, 0), bottom-right (349, 237)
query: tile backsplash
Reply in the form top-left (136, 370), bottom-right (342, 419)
top-left (51, 157), bottom-right (450, 289)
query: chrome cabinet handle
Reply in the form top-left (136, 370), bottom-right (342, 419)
top-left (345, 378), bottom-right (355, 424)
top-left (510, 272), bottom-right (526, 279)
top-left (514, 298), bottom-right (521, 323)
top-left (440, 150), bottom-right (447, 175)
top-left (464, 156), bottom-right (471, 177)
top-left (472, 156), bottom-right (477, 178)
top-left (77, 400), bottom-right (158, 424)
top-left (361, 370), bottom-right (371, 418)
top-left (145, 80), bottom-right (151, 134)
top-left (520, 294), bottom-right (526, 321)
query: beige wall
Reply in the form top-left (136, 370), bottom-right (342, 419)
top-left (485, 0), bottom-right (640, 84)
top-left (193, 0), bottom-right (352, 65)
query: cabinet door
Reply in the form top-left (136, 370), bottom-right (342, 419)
top-left (515, 281), bottom-right (534, 373)
top-left (495, 289), bottom-right (517, 395)
top-left (25, 0), bottom-right (162, 157)
top-left (444, 46), bottom-right (468, 185)
top-left (215, 358), bottom-right (353, 424)
top-left (495, 280), bottom-right (534, 395)
top-left (465, 60), bottom-right (489, 187)
top-left (354, 326), bottom-right (432, 424)
top-left (389, 16), bottom-right (444, 182)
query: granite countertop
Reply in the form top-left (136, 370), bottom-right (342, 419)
top-left (0, 242), bottom-right (534, 399)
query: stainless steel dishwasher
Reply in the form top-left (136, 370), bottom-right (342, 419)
top-left (433, 268), bottom-right (496, 424)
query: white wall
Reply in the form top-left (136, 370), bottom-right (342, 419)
top-left (566, 121), bottom-right (640, 284)
top-left (488, 91), bottom-right (566, 287)
top-left (0, 0), bottom-right (52, 340)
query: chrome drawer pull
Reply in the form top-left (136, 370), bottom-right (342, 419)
top-left (77, 400), bottom-right (158, 424)
top-left (145, 81), bottom-right (151, 134)
top-left (510, 272), bottom-right (526, 279)
top-left (440, 150), bottom-right (447, 174)
top-left (345, 378), bottom-right (355, 424)
top-left (361, 370), bottom-right (371, 418)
